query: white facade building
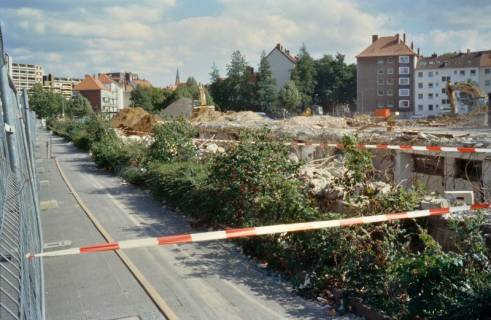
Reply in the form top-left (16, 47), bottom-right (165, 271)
top-left (265, 43), bottom-right (297, 91)
top-left (415, 51), bottom-right (487, 116)
top-left (10, 62), bottom-right (44, 92)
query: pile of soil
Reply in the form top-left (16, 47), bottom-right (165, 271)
top-left (111, 107), bottom-right (162, 133)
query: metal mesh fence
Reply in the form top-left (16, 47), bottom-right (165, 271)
top-left (0, 27), bottom-right (44, 320)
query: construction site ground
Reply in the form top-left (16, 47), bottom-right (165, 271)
top-left (36, 127), bottom-right (362, 319)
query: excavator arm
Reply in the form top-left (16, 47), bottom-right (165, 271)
top-left (446, 81), bottom-right (488, 114)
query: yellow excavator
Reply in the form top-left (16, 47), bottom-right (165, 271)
top-left (445, 81), bottom-right (488, 114)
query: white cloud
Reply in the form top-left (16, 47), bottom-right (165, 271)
top-left (8, 0), bottom-right (487, 87)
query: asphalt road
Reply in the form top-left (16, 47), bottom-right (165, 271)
top-left (38, 127), bottom-right (331, 320)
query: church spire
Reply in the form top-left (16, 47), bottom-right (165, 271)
top-left (175, 68), bottom-right (180, 86)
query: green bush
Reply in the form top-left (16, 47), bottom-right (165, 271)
top-left (207, 130), bottom-right (316, 227)
top-left (148, 119), bottom-right (197, 163)
top-left (146, 161), bottom-right (213, 220)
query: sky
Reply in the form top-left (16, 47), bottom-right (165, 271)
top-left (1, 0), bottom-right (490, 86)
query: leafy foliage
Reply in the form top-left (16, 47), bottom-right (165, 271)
top-left (66, 95), bottom-right (93, 118)
top-left (130, 85), bottom-right (172, 112)
top-left (207, 130), bottom-right (316, 226)
top-left (291, 44), bottom-right (317, 107)
top-left (148, 119), bottom-right (197, 163)
top-left (278, 80), bottom-right (302, 114)
top-left (256, 52), bottom-right (278, 115)
top-left (28, 83), bottom-right (64, 118)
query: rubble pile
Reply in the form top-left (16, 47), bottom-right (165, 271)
top-left (300, 157), bottom-right (392, 212)
top-left (111, 107), bottom-right (162, 133)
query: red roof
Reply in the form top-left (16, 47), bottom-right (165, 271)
top-left (98, 74), bottom-right (114, 85)
top-left (357, 35), bottom-right (416, 58)
top-left (74, 75), bottom-right (105, 91)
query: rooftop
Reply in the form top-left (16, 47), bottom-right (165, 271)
top-left (357, 34), bottom-right (416, 58)
top-left (266, 43), bottom-right (298, 64)
top-left (417, 50), bottom-right (491, 70)
top-left (74, 75), bottom-right (105, 91)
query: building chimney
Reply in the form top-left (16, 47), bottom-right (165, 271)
top-left (276, 43), bottom-right (281, 50)
top-left (403, 33), bottom-right (406, 43)
top-left (410, 41), bottom-right (414, 50)
top-left (395, 33), bottom-right (400, 43)
top-left (372, 34), bottom-right (378, 43)
top-left (466, 48), bottom-right (470, 54)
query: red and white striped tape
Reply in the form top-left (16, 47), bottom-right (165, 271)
top-left (27, 203), bottom-right (490, 259)
top-left (193, 138), bottom-right (491, 154)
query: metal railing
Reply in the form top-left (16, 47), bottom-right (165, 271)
top-left (0, 26), bottom-right (44, 320)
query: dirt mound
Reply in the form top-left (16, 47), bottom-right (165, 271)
top-left (111, 107), bottom-right (162, 133)
top-left (192, 110), bottom-right (266, 125)
top-left (281, 115), bottom-right (348, 129)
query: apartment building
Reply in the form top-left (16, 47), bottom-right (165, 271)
top-left (356, 34), bottom-right (417, 116)
top-left (43, 74), bottom-right (81, 99)
top-left (478, 51), bottom-right (491, 105)
top-left (74, 74), bottom-right (123, 115)
top-left (10, 62), bottom-right (44, 91)
top-left (265, 43), bottom-right (298, 91)
top-left (415, 51), bottom-right (489, 116)
top-left (103, 72), bottom-right (152, 107)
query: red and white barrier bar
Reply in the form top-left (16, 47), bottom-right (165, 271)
top-left (193, 138), bottom-right (491, 154)
top-left (27, 203), bottom-right (490, 259)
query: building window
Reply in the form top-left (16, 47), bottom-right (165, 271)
top-left (418, 93), bottom-right (423, 99)
top-left (387, 68), bottom-right (394, 74)
top-left (454, 70), bottom-right (457, 75)
top-left (399, 89), bottom-right (410, 96)
top-left (378, 68), bottom-right (384, 75)
top-left (418, 82), bottom-right (423, 89)
top-left (428, 83), bottom-right (433, 88)
top-left (377, 59), bottom-right (385, 64)
top-left (455, 159), bottom-right (482, 181)
top-left (485, 68), bottom-right (491, 74)
top-left (418, 104), bottom-right (423, 112)
top-left (460, 70), bottom-right (465, 76)
top-left (399, 77), bottom-right (410, 85)
top-left (470, 69), bottom-right (477, 76)
top-left (377, 78), bottom-right (384, 85)
top-left (387, 57), bottom-right (394, 64)
top-left (428, 93), bottom-right (434, 99)
top-left (485, 80), bottom-right (491, 86)
top-left (413, 155), bottom-right (444, 175)
top-left (399, 56), bottom-right (410, 64)
top-left (428, 104), bottom-right (434, 111)
top-left (399, 100), bottom-right (410, 108)
top-left (442, 88), bottom-right (446, 94)
top-left (399, 67), bottom-right (410, 74)
top-left (428, 71), bottom-right (433, 77)
top-left (387, 103), bottom-right (394, 108)
top-left (378, 90), bottom-right (384, 96)
top-left (387, 78), bottom-right (394, 85)
top-left (418, 71), bottom-right (423, 78)
top-left (387, 89), bottom-right (394, 96)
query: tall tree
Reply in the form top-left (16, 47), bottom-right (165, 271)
top-left (67, 95), bottom-right (93, 117)
top-left (314, 53), bottom-right (356, 112)
top-left (291, 44), bottom-right (317, 107)
top-left (210, 63), bottom-right (220, 83)
top-left (278, 80), bottom-right (301, 113)
top-left (130, 85), bottom-right (154, 111)
top-left (28, 83), bottom-right (63, 118)
top-left (224, 50), bottom-right (255, 110)
top-left (256, 51), bottom-right (277, 114)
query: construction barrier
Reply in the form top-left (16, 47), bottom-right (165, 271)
top-left (193, 138), bottom-right (491, 154)
top-left (27, 203), bottom-right (490, 259)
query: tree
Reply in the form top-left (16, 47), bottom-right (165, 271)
top-left (314, 53), bottom-right (356, 112)
top-left (256, 51), bottom-right (277, 114)
top-left (130, 85), bottom-right (154, 111)
top-left (278, 80), bottom-right (301, 113)
top-left (67, 95), bottom-right (93, 117)
top-left (210, 63), bottom-right (220, 83)
top-left (291, 44), bottom-right (317, 107)
top-left (28, 83), bottom-right (63, 118)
